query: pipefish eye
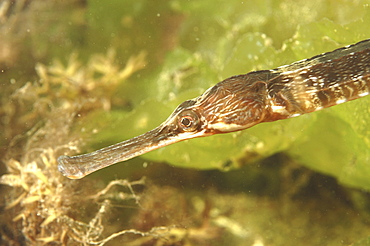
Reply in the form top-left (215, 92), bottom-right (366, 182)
top-left (178, 110), bottom-right (200, 132)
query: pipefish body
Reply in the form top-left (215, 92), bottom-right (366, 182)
top-left (58, 39), bottom-right (370, 179)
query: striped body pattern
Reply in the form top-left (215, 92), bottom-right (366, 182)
top-left (199, 39), bottom-right (370, 131)
top-left (265, 39), bottom-right (370, 120)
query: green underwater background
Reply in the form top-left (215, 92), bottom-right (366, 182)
top-left (1, 0), bottom-right (370, 245)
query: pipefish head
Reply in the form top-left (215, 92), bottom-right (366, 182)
top-left (58, 75), bottom-right (269, 179)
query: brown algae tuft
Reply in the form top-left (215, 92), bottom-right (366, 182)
top-left (0, 51), bottom-right (155, 245)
